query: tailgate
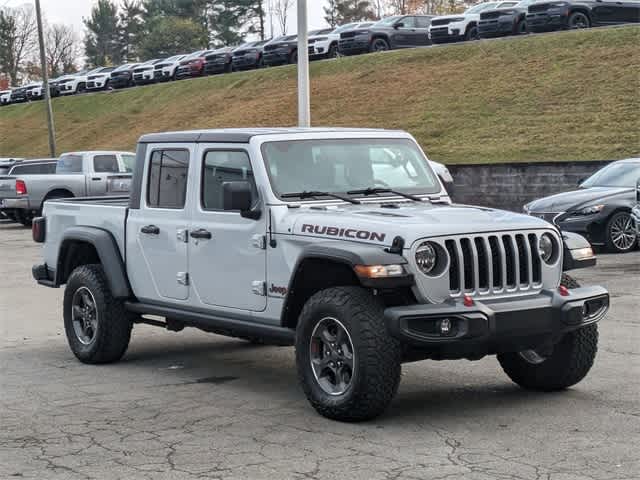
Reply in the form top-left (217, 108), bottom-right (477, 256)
top-left (106, 175), bottom-right (132, 194)
top-left (0, 176), bottom-right (16, 201)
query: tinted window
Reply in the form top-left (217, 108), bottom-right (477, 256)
top-left (57, 155), bottom-right (83, 173)
top-left (93, 155), bottom-right (119, 173)
top-left (400, 17), bottom-right (417, 28)
top-left (416, 17), bottom-right (432, 28)
top-left (147, 150), bottom-right (189, 209)
top-left (122, 154), bottom-right (135, 173)
top-left (202, 150), bottom-right (257, 210)
top-left (10, 163), bottom-right (56, 174)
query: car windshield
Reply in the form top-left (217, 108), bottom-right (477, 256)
top-left (333, 23), bottom-right (356, 33)
top-left (515, 0), bottom-right (537, 7)
top-left (310, 28), bottom-right (333, 36)
top-left (581, 162), bottom-right (640, 188)
top-left (374, 16), bottom-right (402, 26)
top-left (466, 2), bottom-right (498, 13)
top-left (261, 138), bottom-right (441, 199)
top-left (184, 51), bottom-right (204, 60)
top-left (165, 55), bottom-right (184, 62)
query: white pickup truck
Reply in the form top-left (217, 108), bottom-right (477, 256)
top-left (32, 128), bottom-right (608, 421)
top-left (1, 151), bottom-right (134, 225)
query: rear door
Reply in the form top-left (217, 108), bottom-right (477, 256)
top-left (88, 153), bottom-right (120, 196)
top-left (126, 145), bottom-right (193, 302)
top-left (188, 145), bottom-right (267, 312)
top-left (414, 16), bottom-right (432, 45)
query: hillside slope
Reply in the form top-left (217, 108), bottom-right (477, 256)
top-left (1, 26), bottom-right (639, 164)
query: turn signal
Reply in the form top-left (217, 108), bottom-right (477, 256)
top-left (354, 264), bottom-right (404, 278)
top-left (559, 285), bottom-right (570, 297)
top-left (463, 294), bottom-right (474, 307)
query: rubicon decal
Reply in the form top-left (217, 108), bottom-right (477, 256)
top-left (301, 224), bottom-right (386, 242)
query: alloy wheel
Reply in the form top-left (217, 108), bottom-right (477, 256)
top-left (71, 287), bottom-right (99, 345)
top-left (569, 13), bottom-right (589, 29)
top-left (309, 317), bottom-right (355, 396)
top-left (610, 213), bottom-right (636, 251)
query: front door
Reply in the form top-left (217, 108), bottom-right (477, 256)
top-left (392, 16), bottom-right (418, 47)
top-left (188, 146), bottom-right (267, 312)
top-left (126, 146), bottom-right (192, 302)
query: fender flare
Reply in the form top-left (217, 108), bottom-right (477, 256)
top-left (56, 226), bottom-right (132, 298)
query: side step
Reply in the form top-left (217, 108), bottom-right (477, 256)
top-left (124, 301), bottom-right (295, 346)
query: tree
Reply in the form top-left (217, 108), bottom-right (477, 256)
top-left (208, 0), bottom-right (255, 47)
top-left (273, 0), bottom-right (294, 35)
top-left (119, 0), bottom-right (144, 61)
top-left (46, 24), bottom-right (80, 77)
top-left (0, 6), bottom-right (37, 85)
top-left (325, 1), bottom-right (376, 25)
top-left (139, 16), bottom-right (206, 58)
top-left (84, 0), bottom-right (121, 67)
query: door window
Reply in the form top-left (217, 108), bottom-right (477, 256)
top-left (147, 149), bottom-right (189, 209)
top-left (93, 155), bottom-right (119, 173)
top-left (201, 150), bottom-right (257, 210)
top-left (415, 17), bottom-right (432, 29)
top-left (10, 163), bottom-right (56, 174)
top-left (400, 16), bottom-right (417, 28)
top-left (57, 155), bottom-right (83, 173)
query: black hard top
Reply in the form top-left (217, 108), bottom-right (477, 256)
top-left (138, 127), bottom-right (395, 144)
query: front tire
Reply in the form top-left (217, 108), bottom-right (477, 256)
top-left (605, 211), bottom-right (637, 253)
top-left (568, 11), bottom-right (590, 29)
top-left (296, 286), bottom-right (402, 422)
top-left (369, 38), bottom-right (390, 53)
top-left (465, 25), bottom-right (479, 41)
top-left (64, 265), bottom-right (132, 364)
top-left (497, 274), bottom-right (598, 391)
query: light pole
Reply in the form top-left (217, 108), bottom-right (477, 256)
top-left (296, 0), bottom-right (310, 127)
top-left (34, 0), bottom-right (56, 157)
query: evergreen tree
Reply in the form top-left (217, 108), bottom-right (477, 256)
top-left (139, 16), bottom-right (206, 58)
top-left (208, 0), bottom-right (255, 47)
top-left (326, 0), bottom-right (376, 25)
top-left (84, 0), bottom-right (121, 67)
top-left (119, 0), bottom-right (144, 62)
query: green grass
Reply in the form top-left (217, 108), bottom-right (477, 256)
top-left (1, 26), bottom-right (639, 164)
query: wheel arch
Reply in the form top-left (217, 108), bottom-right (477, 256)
top-left (55, 226), bottom-right (131, 298)
top-left (41, 188), bottom-right (74, 209)
top-left (570, 7), bottom-right (593, 23)
top-left (280, 242), bottom-right (412, 329)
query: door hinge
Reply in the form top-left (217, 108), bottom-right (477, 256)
top-left (251, 281), bottom-right (266, 296)
top-left (177, 272), bottom-right (189, 286)
top-left (251, 234), bottom-right (267, 250)
top-left (176, 228), bottom-right (189, 243)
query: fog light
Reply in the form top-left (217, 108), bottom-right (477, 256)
top-left (439, 318), bottom-right (451, 335)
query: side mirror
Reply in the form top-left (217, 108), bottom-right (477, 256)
top-left (222, 181), bottom-right (260, 219)
top-left (394, 22), bottom-right (404, 29)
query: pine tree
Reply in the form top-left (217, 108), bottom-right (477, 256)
top-left (118, 0), bottom-right (144, 62)
top-left (325, 0), bottom-right (376, 26)
top-left (84, 0), bottom-right (121, 67)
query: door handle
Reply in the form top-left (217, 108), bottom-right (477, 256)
top-left (141, 225), bottom-right (160, 235)
top-left (91, 177), bottom-right (101, 181)
top-left (190, 228), bottom-right (212, 240)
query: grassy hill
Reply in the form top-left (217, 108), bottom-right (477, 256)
top-left (1, 26), bottom-right (639, 164)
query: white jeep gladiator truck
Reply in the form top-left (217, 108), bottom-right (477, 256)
top-left (32, 128), bottom-right (609, 421)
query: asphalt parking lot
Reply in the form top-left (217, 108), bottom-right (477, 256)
top-left (0, 218), bottom-right (638, 480)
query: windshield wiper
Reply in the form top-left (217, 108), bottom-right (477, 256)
top-left (281, 191), bottom-right (361, 204)
top-left (346, 187), bottom-right (423, 202)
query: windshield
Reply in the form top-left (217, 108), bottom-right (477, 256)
top-left (262, 139), bottom-right (441, 199)
top-left (466, 2), bottom-right (498, 13)
top-left (581, 161), bottom-right (640, 188)
top-left (333, 23), bottom-right (356, 33)
top-left (374, 16), bottom-right (402, 27)
top-left (515, 0), bottom-right (537, 7)
top-left (121, 154), bottom-right (136, 173)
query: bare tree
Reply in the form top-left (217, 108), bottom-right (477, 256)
top-left (273, 0), bottom-right (294, 35)
top-left (46, 24), bottom-right (80, 77)
top-left (0, 5), bottom-right (38, 85)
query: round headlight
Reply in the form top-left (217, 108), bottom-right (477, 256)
top-left (538, 233), bottom-right (554, 263)
top-left (416, 242), bottom-right (438, 274)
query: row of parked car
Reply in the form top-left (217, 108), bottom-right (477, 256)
top-left (2, 1), bottom-right (637, 106)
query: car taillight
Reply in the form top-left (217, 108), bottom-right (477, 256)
top-left (16, 179), bottom-right (27, 195)
top-left (32, 217), bottom-right (46, 243)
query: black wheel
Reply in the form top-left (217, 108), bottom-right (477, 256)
top-left (465, 25), bottom-right (479, 41)
top-left (568, 11), bottom-right (590, 29)
top-left (515, 19), bottom-right (528, 34)
top-left (290, 49), bottom-right (298, 64)
top-left (328, 43), bottom-right (338, 58)
top-left (64, 265), bottom-right (132, 364)
top-left (605, 211), bottom-right (637, 253)
top-left (16, 211), bottom-right (32, 227)
top-left (77, 82), bottom-right (86, 93)
top-left (369, 38), bottom-right (390, 53)
top-left (296, 286), bottom-right (402, 422)
top-left (498, 274), bottom-right (598, 391)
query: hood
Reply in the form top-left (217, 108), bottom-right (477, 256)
top-left (527, 187), bottom-right (634, 212)
top-left (280, 202), bottom-right (552, 248)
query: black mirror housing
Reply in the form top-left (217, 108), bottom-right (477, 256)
top-left (394, 22), bottom-right (404, 29)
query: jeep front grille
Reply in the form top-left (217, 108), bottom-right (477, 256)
top-left (445, 232), bottom-right (542, 295)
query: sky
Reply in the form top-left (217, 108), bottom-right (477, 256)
top-left (3, 0), bottom-right (330, 38)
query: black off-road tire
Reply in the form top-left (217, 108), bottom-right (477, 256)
top-left (64, 264), bottom-right (132, 364)
top-left (568, 11), bottom-right (590, 29)
top-left (296, 286), bottom-right (402, 422)
top-left (515, 19), bottom-right (528, 34)
top-left (498, 274), bottom-right (598, 391)
top-left (465, 25), bottom-right (479, 41)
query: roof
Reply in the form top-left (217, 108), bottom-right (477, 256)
top-left (138, 127), bottom-right (402, 144)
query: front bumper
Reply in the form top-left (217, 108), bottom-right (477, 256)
top-left (385, 287), bottom-right (608, 355)
top-left (263, 49), bottom-right (291, 66)
top-left (87, 78), bottom-right (108, 89)
top-left (526, 12), bottom-right (569, 31)
top-left (478, 19), bottom-right (516, 37)
top-left (204, 60), bottom-right (229, 74)
top-left (232, 56), bottom-right (260, 70)
top-left (430, 27), bottom-right (464, 43)
top-left (133, 72), bottom-right (155, 84)
top-left (110, 76), bottom-right (131, 88)
top-left (338, 38), bottom-right (370, 55)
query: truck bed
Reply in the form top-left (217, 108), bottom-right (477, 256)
top-left (42, 196), bottom-right (130, 268)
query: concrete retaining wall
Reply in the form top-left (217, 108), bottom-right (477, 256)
top-left (447, 160), bottom-right (611, 211)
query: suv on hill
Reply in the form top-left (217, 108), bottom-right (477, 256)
top-left (110, 63), bottom-right (142, 89)
top-left (204, 47), bottom-right (235, 75)
top-left (429, 1), bottom-right (518, 43)
top-left (232, 40), bottom-right (271, 70)
top-left (86, 67), bottom-right (116, 91)
top-left (132, 59), bottom-right (161, 85)
top-left (526, 0), bottom-right (640, 32)
top-left (478, 0), bottom-right (536, 37)
top-left (263, 35), bottom-right (299, 66)
top-left (32, 128), bottom-right (608, 421)
top-left (1, 89), bottom-right (13, 105)
top-left (339, 15), bottom-right (434, 55)
top-left (153, 55), bottom-right (187, 82)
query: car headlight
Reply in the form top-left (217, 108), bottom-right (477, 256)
top-left (538, 233), bottom-right (557, 264)
top-left (523, 204), bottom-right (531, 214)
top-left (415, 242), bottom-right (438, 275)
top-left (572, 204), bottom-right (605, 216)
